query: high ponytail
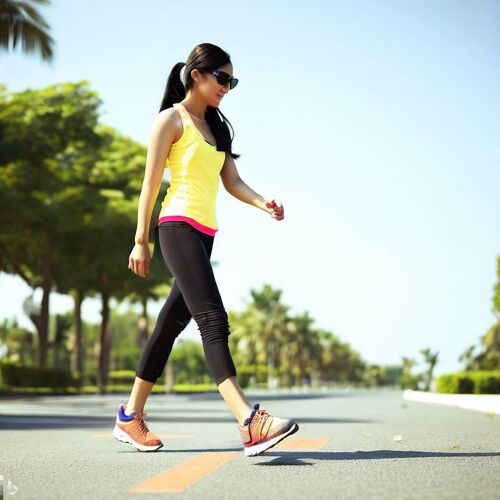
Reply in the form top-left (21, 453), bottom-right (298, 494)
top-left (159, 62), bottom-right (186, 112)
top-left (158, 43), bottom-right (240, 159)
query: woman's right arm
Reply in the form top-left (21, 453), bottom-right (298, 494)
top-left (128, 108), bottom-right (180, 278)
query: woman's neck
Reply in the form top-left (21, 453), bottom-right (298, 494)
top-left (180, 99), bottom-right (207, 121)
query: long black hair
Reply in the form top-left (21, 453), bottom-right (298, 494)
top-left (159, 43), bottom-right (240, 159)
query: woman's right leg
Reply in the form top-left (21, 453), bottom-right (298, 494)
top-left (159, 222), bottom-right (253, 423)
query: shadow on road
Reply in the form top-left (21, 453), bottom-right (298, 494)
top-left (255, 449), bottom-right (500, 465)
top-left (109, 448), bottom-right (500, 462)
top-left (0, 413), bottom-right (375, 430)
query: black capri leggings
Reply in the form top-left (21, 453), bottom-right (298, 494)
top-left (135, 220), bottom-right (237, 386)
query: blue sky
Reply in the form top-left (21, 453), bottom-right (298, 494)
top-left (1, 0), bottom-right (499, 376)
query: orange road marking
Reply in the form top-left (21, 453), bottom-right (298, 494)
top-left (273, 437), bottom-right (329, 450)
top-left (128, 451), bottom-right (240, 493)
top-left (90, 433), bottom-right (193, 440)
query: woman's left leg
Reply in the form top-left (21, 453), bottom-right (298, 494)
top-left (123, 278), bottom-right (192, 414)
top-left (135, 278), bottom-right (192, 384)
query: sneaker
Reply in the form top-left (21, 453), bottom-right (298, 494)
top-left (237, 403), bottom-right (299, 457)
top-left (112, 403), bottom-right (163, 452)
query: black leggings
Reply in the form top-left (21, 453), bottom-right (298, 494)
top-left (135, 221), bottom-right (237, 385)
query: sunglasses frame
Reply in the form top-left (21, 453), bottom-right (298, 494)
top-left (199, 69), bottom-right (239, 90)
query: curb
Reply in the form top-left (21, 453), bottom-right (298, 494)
top-left (403, 389), bottom-right (500, 415)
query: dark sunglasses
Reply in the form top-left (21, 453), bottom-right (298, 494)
top-left (200, 69), bottom-right (239, 90)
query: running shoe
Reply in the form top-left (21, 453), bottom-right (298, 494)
top-left (112, 403), bottom-right (163, 452)
top-left (237, 403), bottom-right (299, 457)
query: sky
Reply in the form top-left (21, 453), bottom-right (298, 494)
top-left (1, 0), bottom-right (499, 377)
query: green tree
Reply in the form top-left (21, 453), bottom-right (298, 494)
top-left (0, 82), bottom-right (173, 388)
top-left (493, 255), bottom-right (500, 318)
top-left (241, 284), bottom-right (290, 388)
top-left (459, 255), bottom-right (500, 371)
top-left (0, 81), bottom-right (102, 367)
top-left (419, 347), bottom-right (439, 391)
top-left (228, 284), bottom-right (367, 388)
top-left (0, 318), bottom-right (35, 366)
top-left (400, 356), bottom-right (421, 389)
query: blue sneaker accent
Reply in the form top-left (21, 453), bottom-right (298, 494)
top-left (118, 404), bottom-right (135, 422)
top-left (243, 403), bottom-right (260, 426)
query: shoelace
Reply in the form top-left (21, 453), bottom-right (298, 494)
top-left (133, 412), bottom-right (150, 437)
top-left (254, 409), bottom-right (270, 431)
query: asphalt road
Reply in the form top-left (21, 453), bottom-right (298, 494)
top-left (0, 388), bottom-right (498, 499)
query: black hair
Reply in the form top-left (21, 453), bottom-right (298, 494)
top-left (159, 42), bottom-right (240, 159)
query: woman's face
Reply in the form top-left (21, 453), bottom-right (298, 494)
top-left (193, 62), bottom-right (234, 108)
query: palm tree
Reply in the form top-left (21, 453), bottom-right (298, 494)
top-left (284, 312), bottom-right (318, 387)
top-left (235, 285), bottom-right (290, 388)
top-left (0, 0), bottom-right (54, 61)
top-left (249, 285), bottom-right (290, 388)
top-left (420, 347), bottom-right (439, 391)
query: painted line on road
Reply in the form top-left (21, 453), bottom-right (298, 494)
top-left (127, 436), bottom-right (328, 493)
top-left (128, 451), bottom-right (240, 493)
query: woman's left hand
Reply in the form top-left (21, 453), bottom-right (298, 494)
top-left (264, 197), bottom-right (284, 220)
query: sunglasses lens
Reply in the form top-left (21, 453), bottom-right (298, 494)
top-left (212, 70), bottom-right (238, 90)
top-left (218, 75), bottom-right (229, 86)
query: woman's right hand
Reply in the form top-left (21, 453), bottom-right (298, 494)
top-left (128, 243), bottom-right (151, 278)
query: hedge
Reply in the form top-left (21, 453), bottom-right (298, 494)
top-left (0, 361), bottom-right (81, 388)
top-left (0, 362), bottom-right (218, 394)
top-left (435, 370), bottom-right (500, 394)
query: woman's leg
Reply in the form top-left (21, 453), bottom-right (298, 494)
top-left (217, 376), bottom-right (253, 425)
top-left (124, 378), bottom-right (153, 415)
top-left (136, 278), bottom-right (192, 383)
top-left (125, 279), bottom-right (192, 413)
top-left (159, 222), bottom-right (252, 423)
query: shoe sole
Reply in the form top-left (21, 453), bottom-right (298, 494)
top-left (244, 422), bottom-right (299, 457)
top-left (112, 424), bottom-right (163, 452)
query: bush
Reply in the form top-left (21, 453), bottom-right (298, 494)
top-left (237, 365), bottom-right (268, 387)
top-left (108, 370), bottom-right (136, 384)
top-left (0, 361), bottom-right (81, 388)
top-left (0, 383), bottom-right (218, 395)
top-left (435, 370), bottom-right (500, 394)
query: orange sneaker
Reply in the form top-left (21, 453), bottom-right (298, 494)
top-left (112, 403), bottom-right (163, 452)
top-left (237, 403), bottom-right (299, 457)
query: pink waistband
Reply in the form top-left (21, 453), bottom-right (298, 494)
top-left (158, 215), bottom-right (218, 236)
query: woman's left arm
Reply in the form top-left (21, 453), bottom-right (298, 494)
top-left (220, 153), bottom-right (284, 220)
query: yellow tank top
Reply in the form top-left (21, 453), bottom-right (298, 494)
top-left (157, 102), bottom-right (226, 236)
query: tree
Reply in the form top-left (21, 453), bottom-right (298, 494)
top-left (493, 255), bottom-right (500, 319)
top-left (0, 81), bottom-right (102, 367)
top-left (419, 347), bottom-right (439, 391)
top-left (459, 255), bottom-right (500, 371)
top-left (400, 356), bottom-right (421, 389)
top-left (0, 0), bottom-right (54, 62)
top-left (0, 82), bottom-right (173, 387)
top-left (228, 284), bottom-right (367, 388)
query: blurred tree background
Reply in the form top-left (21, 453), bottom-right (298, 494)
top-left (0, 78), bottom-right (498, 394)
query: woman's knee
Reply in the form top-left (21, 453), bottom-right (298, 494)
top-left (193, 308), bottom-right (231, 345)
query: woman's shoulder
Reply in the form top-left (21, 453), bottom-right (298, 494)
top-left (156, 106), bottom-right (182, 126)
top-left (153, 107), bottom-right (183, 141)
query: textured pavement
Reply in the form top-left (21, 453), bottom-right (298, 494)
top-left (0, 388), bottom-right (499, 499)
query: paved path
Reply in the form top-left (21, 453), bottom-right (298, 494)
top-left (0, 388), bottom-right (498, 499)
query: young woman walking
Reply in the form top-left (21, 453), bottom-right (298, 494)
top-left (112, 43), bottom-right (299, 457)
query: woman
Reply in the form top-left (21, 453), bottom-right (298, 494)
top-left (112, 43), bottom-right (299, 457)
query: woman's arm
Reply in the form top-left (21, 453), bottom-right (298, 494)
top-left (220, 153), bottom-right (284, 220)
top-left (129, 109), bottom-right (179, 277)
top-left (220, 153), bottom-right (266, 210)
top-left (135, 109), bottom-right (178, 244)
